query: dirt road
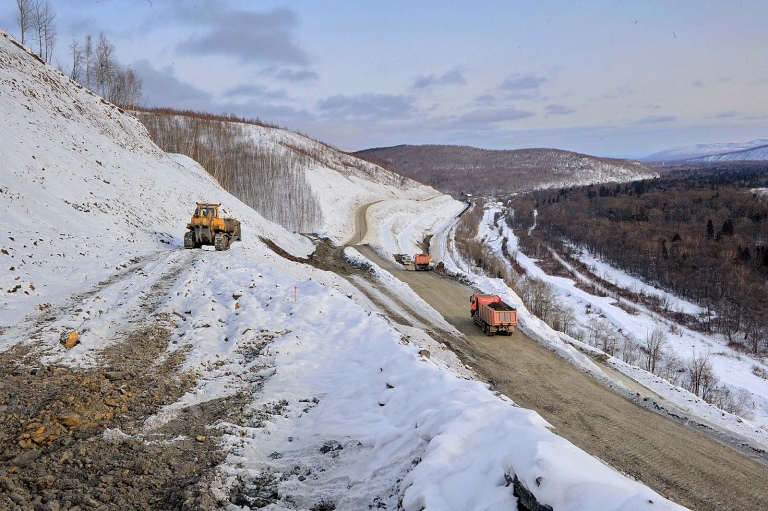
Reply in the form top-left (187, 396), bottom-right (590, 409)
top-left (355, 232), bottom-right (768, 510)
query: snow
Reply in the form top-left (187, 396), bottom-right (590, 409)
top-left (695, 143), bottom-right (768, 162)
top-left (361, 196), bottom-right (467, 255)
top-left (0, 29), bottom-right (690, 510)
top-left (643, 139), bottom-right (768, 162)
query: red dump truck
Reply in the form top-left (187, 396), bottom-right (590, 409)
top-left (414, 253), bottom-right (431, 271)
top-left (470, 293), bottom-right (518, 336)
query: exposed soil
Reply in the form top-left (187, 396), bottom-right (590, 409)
top-left (0, 252), bottom-right (261, 511)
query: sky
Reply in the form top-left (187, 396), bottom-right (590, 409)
top-left (2, 0), bottom-right (767, 157)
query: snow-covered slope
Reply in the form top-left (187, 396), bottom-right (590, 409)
top-left (693, 143), bottom-right (768, 162)
top-left (231, 125), bottom-right (443, 241)
top-left (643, 139), bottom-right (768, 162)
top-left (0, 29), bottom-right (688, 510)
top-left (0, 31), bottom-right (314, 324)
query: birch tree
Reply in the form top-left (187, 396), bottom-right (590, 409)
top-left (16, 0), bottom-right (33, 45)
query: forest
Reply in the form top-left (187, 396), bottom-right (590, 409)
top-left (354, 144), bottom-right (656, 196)
top-left (505, 164), bottom-right (768, 355)
top-left (135, 108), bottom-right (323, 233)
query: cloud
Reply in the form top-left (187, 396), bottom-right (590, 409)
top-left (132, 60), bottom-right (213, 109)
top-left (176, 7), bottom-right (310, 66)
top-left (715, 110), bottom-right (741, 119)
top-left (475, 94), bottom-right (497, 105)
top-left (274, 68), bottom-right (318, 83)
top-left (221, 84), bottom-right (286, 101)
top-left (458, 107), bottom-right (535, 124)
top-left (500, 74), bottom-right (546, 91)
top-left (316, 94), bottom-right (414, 121)
top-left (545, 104), bottom-right (575, 116)
top-left (634, 115), bottom-right (677, 125)
top-left (412, 69), bottom-right (467, 90)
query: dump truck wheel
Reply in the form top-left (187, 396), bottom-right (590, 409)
top-left (214, 232), bottom-right (228, 251)
top-left (184, 231), bottom-right (196, 249)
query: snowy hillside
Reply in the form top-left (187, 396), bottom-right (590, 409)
top-left (0, 31), bottom-right (313, 323)
top-left (243, 126), bottom-right (441, 241)
top-left (643, 139), bottom-right (768, 163)
top-left (0, 29), bottom-right (689, 510)
top-left (693, 143), bottom-right (768, 162)
top-left (136, 109), bottom-right (442, 241)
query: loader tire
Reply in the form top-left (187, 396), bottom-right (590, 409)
top-left (184, 231), bottom-right (196, 249)
top-left (214, 232), bottom-right (229, 251)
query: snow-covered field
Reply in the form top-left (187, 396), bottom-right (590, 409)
top-left (0, 28), bottom-right (698, 509)
top-left (434, 200), bottom-right (768, 451)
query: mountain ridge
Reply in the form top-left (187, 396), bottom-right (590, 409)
top-left (642, 139), bottom-right (768, 163)
top-left (355, 144), bottom-right (658, 195)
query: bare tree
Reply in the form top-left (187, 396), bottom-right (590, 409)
top-left (108, 67), bottom-right (143, 107)
top-left (644, 327), bottom-right (667, 375)
top-left (84, 34), bottom-right (92, 89)
top-left (68, 38), bottom-right (84, 81)
top-left (95, 32), bottom-right (115, 97)
top-left (31, 0), bottom-right (56, 63)
top-left (16, 0), bottom-right (34, 45)
top-left (42, 1), bottom-right (56, 63)
top-left (685, 350), bottom-right (715, 399)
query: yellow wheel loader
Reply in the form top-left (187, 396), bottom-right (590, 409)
top-left (184, 203), bottom-right (241, 251)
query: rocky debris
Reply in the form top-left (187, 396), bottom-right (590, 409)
top-left (0, 322), bottom-right (251, 510)
top-left (487, 301), bottom-right (514, 311)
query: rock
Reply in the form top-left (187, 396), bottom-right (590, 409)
top-left (57, 412), bottom-right (82, 429)
top-left (9, 493), bottom-right (26, 505)
top-left (196, 435), bottom-right (206, 442)
top-left (60, 330), bottom-right (80, 349)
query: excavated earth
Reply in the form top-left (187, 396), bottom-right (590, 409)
top-left (0, 252), bottom-right (279, 511)
top-left (0, 240), bottom-right (416, 511)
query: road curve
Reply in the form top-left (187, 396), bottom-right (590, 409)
top-left (352, 203), bottom-right (768, 511)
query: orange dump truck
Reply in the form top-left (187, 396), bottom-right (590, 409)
top-left (414, 253), bottom-right (431, 271)
top-left (470, 293), bottom-right (518, 336)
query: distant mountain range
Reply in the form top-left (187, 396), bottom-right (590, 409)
top-left (354, 145), bottom-right (658, 196)
top-left (642, 139), bottom-right (768, 163)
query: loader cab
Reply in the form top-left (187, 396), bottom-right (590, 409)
top-left (195, 204), bottom-right (219, 219)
